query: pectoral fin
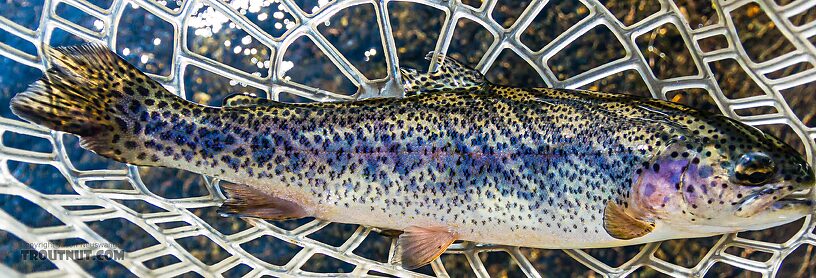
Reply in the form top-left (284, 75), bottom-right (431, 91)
top-left (217, 183), bottom-right (308, 220)
top-left (390, 226), bottom-right (457, 269)
top-left (603, 201), bottom-right (654, 240)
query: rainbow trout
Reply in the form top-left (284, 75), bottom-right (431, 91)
top-left (11, 44), bottom-right (815, 269)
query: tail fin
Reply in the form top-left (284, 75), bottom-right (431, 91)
top-left (10, 43), bottom-right (174, 165)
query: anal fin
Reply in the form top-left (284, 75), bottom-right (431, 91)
top-left (603, 201), bottom-right (654, 240)
top-left (217, 183), bottom-right (308, 220)
top-left (390, 226), bottom-right (457, 269)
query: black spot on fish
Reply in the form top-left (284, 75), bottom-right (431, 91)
top-left (137, 86), bottom-right (150, 97)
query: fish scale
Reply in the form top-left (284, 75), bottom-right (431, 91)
top-left (10, 44), bottom-right (814, 269)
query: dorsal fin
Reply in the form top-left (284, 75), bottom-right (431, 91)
top-left (222, 93), bottom-right (280, 107)
top-left (399, 52), bottom-right (487, 97)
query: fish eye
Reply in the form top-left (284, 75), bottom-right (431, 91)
top-left (734, 152), bottom-right (776, 185)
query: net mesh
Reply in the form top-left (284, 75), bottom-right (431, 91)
top-left (0, 0), bottom-right (815, 276)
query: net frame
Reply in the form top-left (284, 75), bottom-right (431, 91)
top-left (0, 0), bottom-right (814, 277)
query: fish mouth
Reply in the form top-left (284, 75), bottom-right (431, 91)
top-left (736, 185), bottom-right (813, 217)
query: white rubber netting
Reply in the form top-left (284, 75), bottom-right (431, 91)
top-left (0, 0), bottom-right (815, 277)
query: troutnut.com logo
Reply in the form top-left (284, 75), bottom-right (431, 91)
top-left (21, 242), bottom-right (125, 261)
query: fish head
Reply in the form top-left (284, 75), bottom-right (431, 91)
top-left (631, 115), bottom-right (814, 234)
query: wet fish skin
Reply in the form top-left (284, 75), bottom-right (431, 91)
top-left (10, 44), bottom-right (814, 268)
